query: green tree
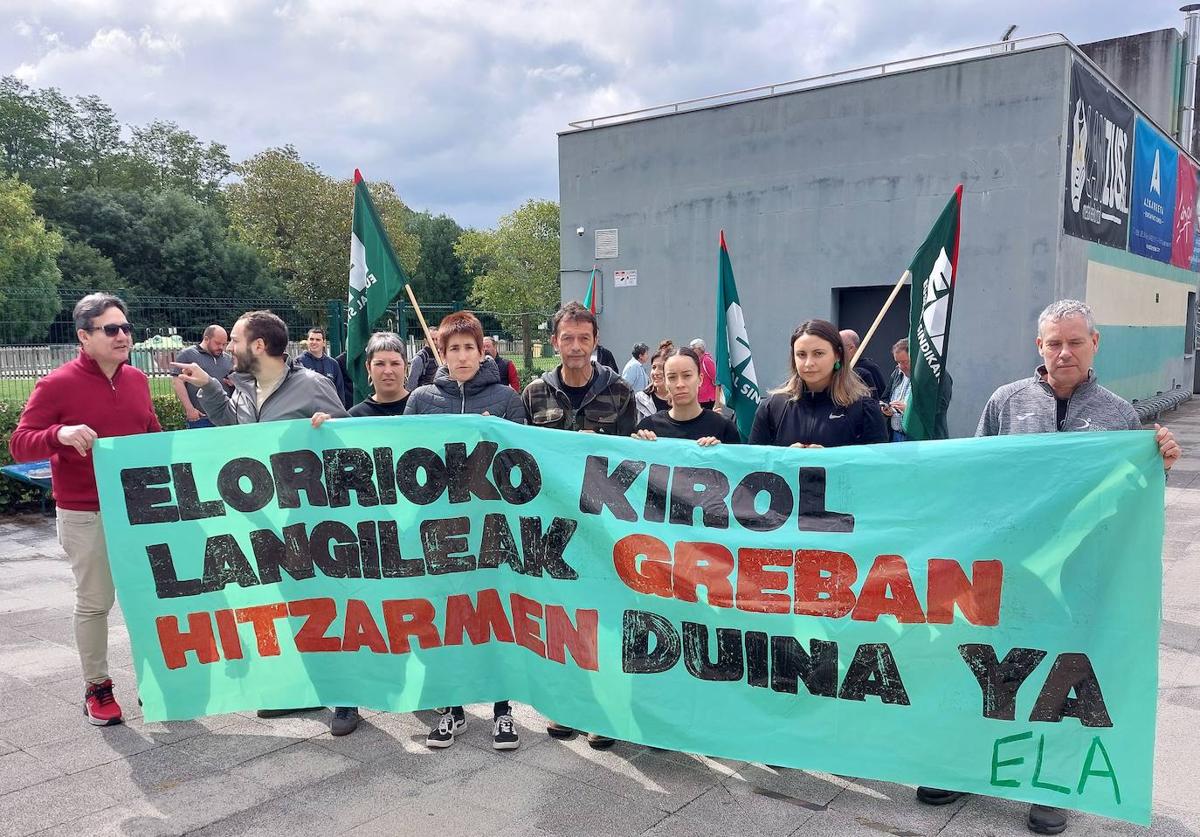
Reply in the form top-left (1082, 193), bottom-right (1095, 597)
top-left (51, 186), bottom-right (280, 300)
top-left (0, 176), bottom-right (63, 341)
top-left (406, 211), bottom-right (470, 304)
top-left (226, 147), bottom-right (420, 319)
top-left (71, 94), bottom-right (123, 188)
top-left (456, 198), bottom-right (559, 368)
top-left (0, 77), bottom-right (50, 180)
top-left (57, 238), bottom-right (119, 290)
top-left (128, 120), bottom-right (232, 201)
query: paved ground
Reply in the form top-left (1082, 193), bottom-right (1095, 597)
top-left (2, 406), bottom-right (1200, 837)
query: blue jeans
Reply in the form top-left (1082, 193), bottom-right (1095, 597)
top-left (891, 429), bottom-right (907, 442)
top-left (186, 417), bottom-right (214, 430)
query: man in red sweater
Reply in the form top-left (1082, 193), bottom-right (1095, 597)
top-left (10, 293), bottom-right (161, 727)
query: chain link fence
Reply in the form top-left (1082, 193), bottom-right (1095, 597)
top-left (0, 288), bottom-right (557, 404)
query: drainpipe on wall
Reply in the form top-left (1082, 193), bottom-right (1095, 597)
top-left (1181, 5), bottom-right (1200, 154)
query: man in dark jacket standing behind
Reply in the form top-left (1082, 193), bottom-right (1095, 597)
top-left (297, 326), bottom-right (348, 406)
top-left (11, 293), bottom-right (161, 727)
top-left (840, 329), bottom-right (887, 402)
top-left (522, 300), bottom-right (637, 749)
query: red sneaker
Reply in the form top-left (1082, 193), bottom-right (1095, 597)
top-left (83, 679), bottom-right (123, 726)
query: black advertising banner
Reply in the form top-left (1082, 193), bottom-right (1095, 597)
top-left (1064, 61), bottom-right (1135, 247)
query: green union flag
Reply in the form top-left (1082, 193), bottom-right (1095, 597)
top-left (715, 231), bottom-right (761, 441)
top-left (902, 186), bottom-right (962, 441)
top-left (347, 169), bottom-right (411, 403)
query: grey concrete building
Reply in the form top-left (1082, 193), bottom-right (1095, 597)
top-left (558, 32), bottom-right (1200, 437)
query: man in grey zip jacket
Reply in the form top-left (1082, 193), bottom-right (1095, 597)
top-left (918, 299), bottom-right (1180, 837)
top-left (172, 310), bottom-right (349, 726)
top-left (175, 311), bottom-right (347, 425)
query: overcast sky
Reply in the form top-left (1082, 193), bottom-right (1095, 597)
top-left (0, 1), bottom-right (1186, 228)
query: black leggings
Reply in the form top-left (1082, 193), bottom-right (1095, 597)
top-left (450, 701), bottom-right (510, 719)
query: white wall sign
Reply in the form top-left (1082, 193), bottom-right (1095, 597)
top-left (614, 269), bottom-right (637, 287)
top-left (594, 228), bottom-right (618, 259)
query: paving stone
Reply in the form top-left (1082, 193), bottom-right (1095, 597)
top-left (519, 780), bottom-right (668, 835)
top-left (125, 712), bottom-right (244, 746)
top-left (343, 792), bottom-right (514, 837)
top-left (164, 718), bottom-right (303, 770)
top-left (189, 796), bottom-right (340, 837)
top-left (648, 780), bottom-right (817, 836)
top-left (825, 777), bottom-right (963, 835)
top-left (31, 800), bottom-right (181, 837)
top-left (424, 759), bottom-right (575, 816)
top-left (228, 740), bottom-right (361, 792)
top-left (487, 825), bottom-right (557, 837)
top-left (0, 635), bottom-right (79, 682)
top-left (95, 770), bottom-right (275, 834)
top-left (71, 742), bottom-right (222, 801)
top-left (0, 749), bottom-right (63, 796)
top-left (1080, 804), bottom-right (1200, 836)
top-left (25, 721), bottom-right (159, 774)
top-left (576, 748), bottom-right (720, 813)
top-left (0, 771), bottom-right (116, 837)
top-left (0, 695), bottom-right (91, 749)
top-left (727, 763), bottom-right (851, 808)
top-left (290, 761), bottom-right (425, 831)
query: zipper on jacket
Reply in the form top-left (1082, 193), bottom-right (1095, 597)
top-left (459, 380), bottom-right (466, 414)
top-left (254, 365), bottom-right (294, 419)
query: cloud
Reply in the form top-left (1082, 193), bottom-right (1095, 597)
top-left (0, 0), bottom-right (1187, 227)
top-left (12, 25), bottom-right (182, 88)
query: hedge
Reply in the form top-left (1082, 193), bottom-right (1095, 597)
top-left (0, 393), bottom-right (187, 514)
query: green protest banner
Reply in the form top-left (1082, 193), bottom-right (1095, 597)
top-left (93, 418), bottom-right (1163, 824)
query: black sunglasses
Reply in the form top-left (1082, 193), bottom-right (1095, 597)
top-left (90, 323), bottom-right (133, 337)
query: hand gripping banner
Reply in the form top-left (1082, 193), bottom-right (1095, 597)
top-left (94, 417), bottom-right (1163, 824)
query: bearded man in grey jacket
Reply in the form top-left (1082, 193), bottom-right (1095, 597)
top-left (171, 309), bottom-right (349, 726)
top-left (917, 298), bottom-right (1180, 836)
top-left (174, 310), bottom-right (347, 425)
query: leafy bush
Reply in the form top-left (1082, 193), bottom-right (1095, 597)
top-left (152, 393), bottom-right (187, 432)
top-left (0, 392), bottom-right (189, 514)
top-left (0, 399), bottom-right (48, 512)
top-left (519, 366), bottom-right (544, 390)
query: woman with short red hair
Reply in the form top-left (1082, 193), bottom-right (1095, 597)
top-left (404, 311), bottom-right (524, 750)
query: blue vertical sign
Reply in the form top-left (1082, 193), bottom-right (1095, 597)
top-left (1129, 117), bottom-right (1178, 262)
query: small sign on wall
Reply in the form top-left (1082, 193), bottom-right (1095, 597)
top-left (614, 269), bottom-right (637, 287)
top-left (595, 229), bottom-right (618, 259)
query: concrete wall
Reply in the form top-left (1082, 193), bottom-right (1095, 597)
top-left (1081, 28), bottom-right (1182, 141)
top-left (559, 46), bottom-right (1071, 437)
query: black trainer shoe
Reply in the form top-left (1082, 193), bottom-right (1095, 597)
top-left (1027, 804), bottom-right (1067, 835)
top-left (586, 732), bottom-right (615, 749)
top-left (426, 712), bottom-right (465, 748)
top-left (256, 707), bottom-right (323, 718)
top-left (546, 720), bottom-right (575, 738)
top-left (916, 786), bottom-right (967, 806)
top-left (493, 714), bottom-right (519, 750)
top-left (331, 706), bottom-right (360, 737)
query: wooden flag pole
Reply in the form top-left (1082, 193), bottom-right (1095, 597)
top-left (850, 269), bottom-right (911, 369)
top-left (404, 284), bottom-right (443, 367)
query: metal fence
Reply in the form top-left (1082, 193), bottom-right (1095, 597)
top-left (0, 288), bottom-right (556, 403)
